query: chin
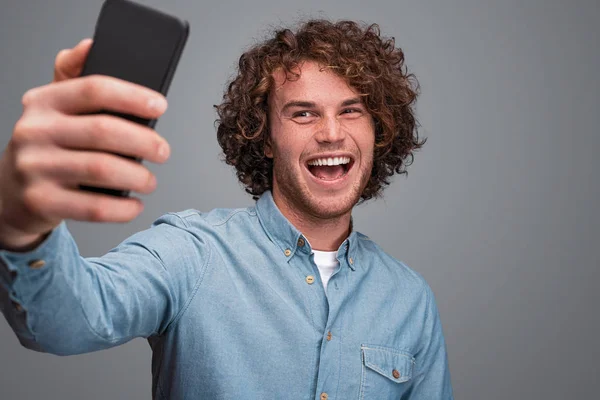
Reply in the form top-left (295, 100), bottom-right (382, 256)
top-left (298, 183), bottom-right (364, 220)
top-left (272, 157), bottom-right (370, 220)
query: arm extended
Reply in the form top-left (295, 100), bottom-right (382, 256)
top-left (0, 212), bottom-right (206, 355)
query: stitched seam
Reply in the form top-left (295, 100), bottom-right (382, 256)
top-left (20, 268), bottom-right (41, 344)
top-left (361, 344), bottom-right (416, 360)
top-left (155, 212), bottom-right (206, 399)
top-left (55, 232), bottom-right (169, 344)
top-left (364, 362), bottom-right (410, 382)
top-left (8, 235), bottom-right (65, 344)
top-left (359, 347), bottom-right (366, 400)
top-left (209, 208), bottom-right (256, 227)
top-left (70, 212), bottom-right (189, 343)
top-left (163, 237), bottom-right (212, 331)
top-left (160, 211), bottom-right (212, 330)
top-left (360, 345), bottom-right (415, 383)
top-left (255, 206), bottom-right (277, 245)
top-left (295, 255), bottom-right (318, 399)
top-left (62, 268), bottom-right (128, 344)
top-left (333, 272), bottom-right (347, 398)
top-left (417, 286), bottom-right (432, 376)
top-left (305, 278), bottom-right (318, 400)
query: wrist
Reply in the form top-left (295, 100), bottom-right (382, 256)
top-left (0, 224), bottom-right (50, 253)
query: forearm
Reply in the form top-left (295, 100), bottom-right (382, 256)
top-left (0, 221), bottom-right (175, 355)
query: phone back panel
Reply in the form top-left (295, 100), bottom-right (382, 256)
top-left (79, 0), bottom-right (188, 197)
top-left (81, 0), bottom-right (189, 102)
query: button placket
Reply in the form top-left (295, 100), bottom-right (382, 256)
top-left (315, 262), bottom-right (346, 400)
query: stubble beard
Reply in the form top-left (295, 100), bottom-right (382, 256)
top-left (272, 156), bottom-right (373, 222)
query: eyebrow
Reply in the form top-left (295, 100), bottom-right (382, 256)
top-left (281, 101), bottom-right (316, 113)
top-left (340, 97), bottom-right (363, 107)
top-left (281, 97), bottom-right (364, 113)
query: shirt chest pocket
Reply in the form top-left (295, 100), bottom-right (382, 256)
top-left (359, 345), bottom-right (415, 400)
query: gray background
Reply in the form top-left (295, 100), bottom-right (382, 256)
top-left (1, 0), bottom-right (598, 399)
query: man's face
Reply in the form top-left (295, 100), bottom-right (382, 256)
top-left (266, 61), bottom-right (375, 221)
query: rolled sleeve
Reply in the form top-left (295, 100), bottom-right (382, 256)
top-left (0, 213), bottom-right (209, 356)
top-left (0, 222), bottom-right (67, 349)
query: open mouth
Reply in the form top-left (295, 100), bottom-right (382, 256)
top-left (306, 156), bottom-right (354, 181)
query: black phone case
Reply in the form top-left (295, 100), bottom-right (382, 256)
top-left (78, 0), bottom-right (189, 197)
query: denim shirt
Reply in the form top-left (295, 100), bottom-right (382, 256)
top-left (0, 191), bottom-right (453, 399)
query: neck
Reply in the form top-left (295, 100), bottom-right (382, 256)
top-left (272, 190), bottom-right (352, 252)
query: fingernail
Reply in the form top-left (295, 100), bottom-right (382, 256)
top-left (148, 174), bottom-right (157, 188)
top-left (148, 97), bottom-right (168, 113)
top-left (158, 142), bottom-right (170, 159)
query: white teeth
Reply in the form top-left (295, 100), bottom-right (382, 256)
top-left (307, 156), bottom-right (351, 166)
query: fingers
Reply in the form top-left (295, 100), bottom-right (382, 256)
top-left (23, 75), bottom-right (168, 119)
top-left (53, 38), bottom-right (94, 83)
top-left (12, 112), bottom-right (170, 165)
top-left (25, 181), bottom-right (144, 223)
top-left (53, 149), bottom-right (158, 195)
top-left (50, 113), bottom-right (170, 164)
top-left (16, 147), bottom-right (159, 195)
top-left (3, 38), bottom-right (173, 234)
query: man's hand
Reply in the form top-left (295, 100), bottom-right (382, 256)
top-left (0, 38), bottom-right (171, 251)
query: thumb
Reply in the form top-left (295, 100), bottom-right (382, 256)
top-left (53, 38), bottom-right (93, 83)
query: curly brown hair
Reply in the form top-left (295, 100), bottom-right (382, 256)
top-left (215, 19), bottom-right (425, 201)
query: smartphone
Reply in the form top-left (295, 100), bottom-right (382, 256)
top-left (78, 0), bottom-right (189, 197)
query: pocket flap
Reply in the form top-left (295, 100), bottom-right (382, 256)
top-left (361, 345), bottom-right (415, 383)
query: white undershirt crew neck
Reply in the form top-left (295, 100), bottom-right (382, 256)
top-left (311, 249), bottom-right (339, 294)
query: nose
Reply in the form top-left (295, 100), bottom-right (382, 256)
top-left (315, 116), bottom-right (346, 144)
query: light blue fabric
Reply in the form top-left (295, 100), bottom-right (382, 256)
top-left (0, 191), bottom-right (453, 399)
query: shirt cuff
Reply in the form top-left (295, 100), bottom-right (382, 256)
top-left (0, 221), bottom-right (67, 293)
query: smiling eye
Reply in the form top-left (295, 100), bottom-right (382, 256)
top-left (291, 110), bottom-right (317, 124)
top-left (293, 111), bottom-right (312, 118)
top-left (341, 108), bottom-right (363, 117)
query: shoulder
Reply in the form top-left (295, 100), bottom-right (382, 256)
top-left (145, 206), bottom-right (263, 253)
top-left (151, 206), bottom-right (258, 231)
top-left (355, 232), bottom-right (432, 295)
top-left (126, 205), bottom-right (259, 270)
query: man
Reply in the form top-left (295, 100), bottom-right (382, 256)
top-left (0, 20), bottom-right (453, 399)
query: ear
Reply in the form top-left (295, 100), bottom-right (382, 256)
top-left (264, 137), bottom-right (273, 158)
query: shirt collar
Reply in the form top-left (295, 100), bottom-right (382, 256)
top-left (255, 191), bottom-right (358, 270)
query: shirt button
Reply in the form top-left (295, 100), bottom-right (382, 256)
top-left (326, 331), bottom-right (332, 341)
top-left (297, 238), bottom-right (305, 247)
top-left (28, 259), bottom-right (46, 269)
top-left (284, 249), bottom-right (292, 257)
top-left (320, 393), bottom-right (328, 400)
top-left (349, 257), bottom-right (354, 265)
top-left (12, 301), bottom-right (23, 312)
top-left (392, 369), bottom-right (401, 379)
top-left (305, 275), bottom-right (315, 284)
